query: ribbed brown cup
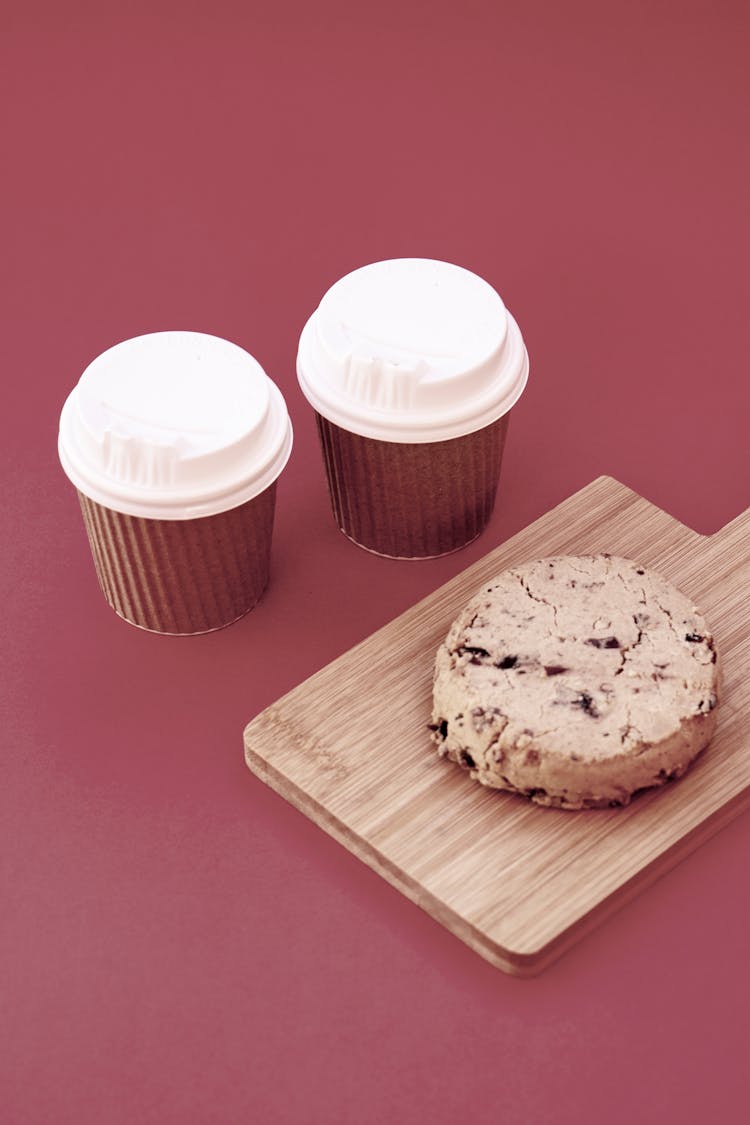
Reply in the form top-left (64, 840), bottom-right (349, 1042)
top-left (315, 413), bottom-right (509, 559)
top-left (77, 484), bottom-right (277, 634)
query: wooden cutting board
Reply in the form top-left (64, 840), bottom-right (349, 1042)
top-left (243, 477), bottom-right (750, 975)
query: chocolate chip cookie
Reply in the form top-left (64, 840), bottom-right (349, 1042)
top-left (430, 555), bottom-right (719, 809)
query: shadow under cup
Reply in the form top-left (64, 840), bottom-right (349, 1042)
top-left (315, 412), bottom-right (510, 559)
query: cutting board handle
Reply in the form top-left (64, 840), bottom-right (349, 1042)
top-left (713, 505), bottom-right (750, 549)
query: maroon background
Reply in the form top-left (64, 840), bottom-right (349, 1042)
top-left (3, 3), bottom-right (749, 1122)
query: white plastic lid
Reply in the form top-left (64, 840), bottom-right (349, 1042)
top-left (58, 331), bottom-right (293, 519)
top-left (296, 258), bottom-right (529, 443)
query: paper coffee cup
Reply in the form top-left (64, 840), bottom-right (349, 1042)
top-left (296, 258), bottom-right (529, 558)
top-left (58, 331), bottom-right (293, 634)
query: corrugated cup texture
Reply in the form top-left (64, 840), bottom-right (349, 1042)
top-left (315, 414), bottom-right (509, 559)
top-left (77, 485), bottom-right (277, 634)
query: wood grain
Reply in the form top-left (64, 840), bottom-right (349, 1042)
top-left (244, 477), bottom-right (750, 975)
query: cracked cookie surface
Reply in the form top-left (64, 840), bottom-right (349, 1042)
top-left (430, 555), bottom-right (719, 809)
